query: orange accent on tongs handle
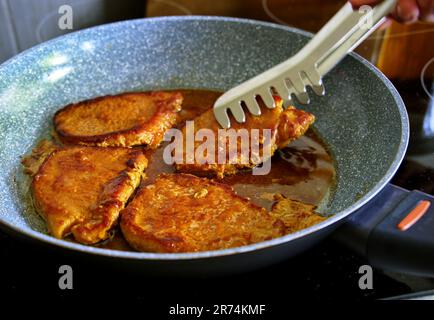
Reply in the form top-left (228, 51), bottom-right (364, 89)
top-left (397, 200), bottom-right (431, 231)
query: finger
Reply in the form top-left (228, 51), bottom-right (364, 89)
top-left (390, 0), bottom-right (420, 23)
top-left (349, 0), bottom-right (381, 9)
top-left (417, 0), bottom-right (434, 22)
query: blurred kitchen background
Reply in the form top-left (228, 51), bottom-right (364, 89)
top-left (2, 0), bottom-right (433, 78)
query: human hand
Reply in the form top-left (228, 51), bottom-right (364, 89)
top-left (350, 0), bottom-right (434, 23)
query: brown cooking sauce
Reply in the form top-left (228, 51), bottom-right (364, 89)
top-left (97, 89), bottom-right (336, 251)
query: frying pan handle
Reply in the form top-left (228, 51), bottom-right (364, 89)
top-left (334, 184), bottom-right (434, 278)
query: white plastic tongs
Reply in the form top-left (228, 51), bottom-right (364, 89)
top-left (213, 0), bottom-right (397, 128)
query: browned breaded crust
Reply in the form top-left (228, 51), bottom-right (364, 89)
top-left (270, 194), bottom-right (327, 232)
top-left (175, 96), bottom-right (315, 178)
top-left (120, 174), bottom-right (287, 253)
top-left (21, 140), bottom-right (59, 177)
top-left (54, 91), bottom-right (183, 148)
top-left (276, 106), bottom-right (317, 148)
top-left (32, 146), bottom-right (148, 244)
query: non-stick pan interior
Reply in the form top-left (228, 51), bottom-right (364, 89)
top-left (0, 17), bottom-right (408, 257)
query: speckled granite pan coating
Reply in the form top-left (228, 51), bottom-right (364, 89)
top-left (0, 17), bottom-right (408, 261)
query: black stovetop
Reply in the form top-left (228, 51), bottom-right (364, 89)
top-left (1, 80), bottom-right (433, 302)
top-left (0, 229), bottom-right (414, 301)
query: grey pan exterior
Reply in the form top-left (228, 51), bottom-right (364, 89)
top-left (0, 17), bottom-right (408, 275)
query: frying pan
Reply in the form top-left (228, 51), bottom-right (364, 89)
top-left (0, 17), bottom-right (409, 275)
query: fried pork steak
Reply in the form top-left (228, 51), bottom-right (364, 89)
top-left (54, 91), bottom-right (183, 148)
top-left (120, 173), bottom-right (325, 253)
top-left (175, 96), bottom-right (315, 178)
top-left (31, 146), bottom-right (147, 244)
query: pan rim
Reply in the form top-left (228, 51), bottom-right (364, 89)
top-left (0, 16), bottom-right (409, 261)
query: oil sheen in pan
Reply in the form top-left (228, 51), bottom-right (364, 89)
top-left (98, 90), bottom-right (336, 251)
